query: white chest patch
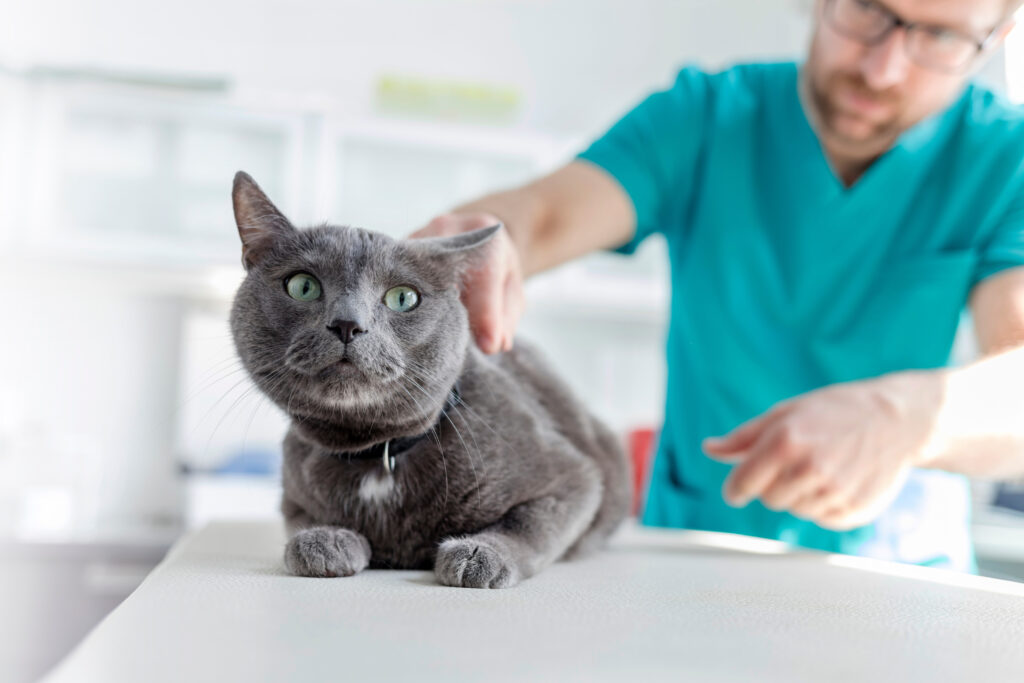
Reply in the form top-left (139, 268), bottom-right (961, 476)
top-left (358, 471), bottom-right (395, 503)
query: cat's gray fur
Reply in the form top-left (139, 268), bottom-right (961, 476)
top-left (229, 171), bottom-right (630, 588)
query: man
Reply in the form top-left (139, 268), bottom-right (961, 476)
top-left (414, 0), bottom-right (1024, 571)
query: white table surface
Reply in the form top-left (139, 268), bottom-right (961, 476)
top-left (43, 520), bottom-right (1024, 682)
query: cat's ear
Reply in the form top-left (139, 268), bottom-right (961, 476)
top-left (232, 171), bottom-right (295, 270)
top-left (407, 223), bottom-right (502, 271)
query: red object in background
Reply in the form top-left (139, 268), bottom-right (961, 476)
top-left (627, 427), bottom-right (657, 517)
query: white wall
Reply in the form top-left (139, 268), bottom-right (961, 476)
top-left (0, 0), bottom-right (810, 135)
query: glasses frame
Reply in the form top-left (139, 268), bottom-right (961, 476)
top-left (823, 0), bottom-right (1001, 73)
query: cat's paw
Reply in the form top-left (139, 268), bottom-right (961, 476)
top-left (284, 526), bottom-right (371, 578)
top-left (434, 536), bottom-right (520, 589)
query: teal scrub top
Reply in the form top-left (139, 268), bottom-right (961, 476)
top-left (577, 61), bottom-right (1024, 572)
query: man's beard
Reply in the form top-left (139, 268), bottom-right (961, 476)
top-left (808, 70), bottom-right (904, 154)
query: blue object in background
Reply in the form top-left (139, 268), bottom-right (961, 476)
top-left (994, 483), bottom-right (1024, 515)
top-left (213, 448), bottom-right (282, 476)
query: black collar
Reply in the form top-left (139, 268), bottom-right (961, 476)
top-left (328, 381), bottom-right (461, 470)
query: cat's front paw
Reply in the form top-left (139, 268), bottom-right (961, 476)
top-left (435, 536), bottom-right (520, 589)
top-left (284, 526), bottom-right (371, 578)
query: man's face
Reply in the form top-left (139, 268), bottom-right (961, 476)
top-left (805, 0), bottom-right (1011, 159)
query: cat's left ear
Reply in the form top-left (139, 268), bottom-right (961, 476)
top-left (407, 223), bottom-right (502, 271)
top-left (232, 171), bottom-right (296, 270)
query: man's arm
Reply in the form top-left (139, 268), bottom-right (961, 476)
top-left (412, 160), bottom-right (635, 352)
top-left (446, 160), bottom-right (636, 276)
top-left (920, 266), bottom-right (1024, 477)
top-left (416, 67), bottom-right (712, 352)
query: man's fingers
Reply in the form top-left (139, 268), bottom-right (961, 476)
top-left (817, 508), bottom-right (863, 531)
top-left (703, 407), bottom-right (785, 456)
top-left (758, 460), bottom-right (825, 512)
top-left (790, 484), bottom-right (844, 522)
top-left (409, 214), bottom-right (456, 239)
top-left (410, 212), bottom-right (496, 239)
top-left (409, 212), bottom-right (519, 355)
top-left (462, 266), bottom-right (504, 354)
top-left (722, 428), bottom-right (787, 506)
top-left (814, 468), bottom-right (908, 529)
top-left (500, 260), bottom-right (523, 352)
top-left (448, 223), bottom-right (515, 354)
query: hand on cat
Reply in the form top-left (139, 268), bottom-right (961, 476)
top-left (411, 213), bottom-right (524, 354)
top-left (702, 372), bottom-right (944, 530)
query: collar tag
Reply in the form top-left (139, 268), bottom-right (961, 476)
top-left (382, 440), bottom-right (395, 475)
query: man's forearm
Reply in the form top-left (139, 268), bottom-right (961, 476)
top-left (449, 161), bottom-right (637, 277)
top-left (919, 344), bottom-right (1024, 478)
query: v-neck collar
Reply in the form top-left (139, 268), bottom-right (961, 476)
top-left (788, 62), bottom-right (966, 203)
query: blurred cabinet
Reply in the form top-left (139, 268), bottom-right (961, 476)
top-left (13, 83), bottom-right (300, 265)
top-left (4, 73), bottom-right (666, 303)
top-left (4, 76), bottom-right (589, 263)
top-left (330, 120), bottom-right (555, 236)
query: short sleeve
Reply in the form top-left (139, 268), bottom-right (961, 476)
top-left (575, 66), bottom-right (712, 255)
top-left (974, 173), bottom-right (1024, 286)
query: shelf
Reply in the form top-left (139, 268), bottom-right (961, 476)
top-left (334, 116), bottom-right (580, 164)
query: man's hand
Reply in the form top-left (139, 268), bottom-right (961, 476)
top-left (410, 212), bottom-right (525, 354)
top-left (701, 372), bottom-right (945, 530)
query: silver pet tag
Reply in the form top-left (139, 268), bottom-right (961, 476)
top-left (382, 440), bottom-right (395, 475)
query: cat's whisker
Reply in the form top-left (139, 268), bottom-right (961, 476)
top-left (172, 369), bottom-right (248, 430)
top-left (188, 354), bottom-right (245, 391)
top-left (200, 383), bottom-right (262, 462)
top-left (239, 367), bottom-right (293, 457)
top-left (404, 362), bottom-right (515, 453)
top-left (198, 364), bottom-right (291, 461)
top-left (401, 365), bottom-right (522, 503)
top-left (188, 371), bottom-right (259, 436)
top-left (393, 383), bottom-right (449, 507)
top-left (403, 374), bottom-right (481, 496)
top-left (284, 376), bottom-right (303, 420)
top-left (177, 361), bottom-right (247, 409)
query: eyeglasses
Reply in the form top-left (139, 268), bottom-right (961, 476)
top-left (823, 0), bottom-right (998, 73)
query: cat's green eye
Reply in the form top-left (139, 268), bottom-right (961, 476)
top-left (383, 285), bottom-right (420, 312)
top-left (285, 273), bottom-right (322, 301)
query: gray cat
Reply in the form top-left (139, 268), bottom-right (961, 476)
top-left (229, 171), bottom-right (630, 588)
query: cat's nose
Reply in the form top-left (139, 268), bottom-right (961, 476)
top-left (326, 319), bottom-right (367, 344)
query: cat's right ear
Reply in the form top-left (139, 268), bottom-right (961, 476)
top-left (232, 171), bottom-right (295, 270)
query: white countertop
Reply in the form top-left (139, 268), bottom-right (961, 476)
top-left (43, 520), bottom-right (1024, 682)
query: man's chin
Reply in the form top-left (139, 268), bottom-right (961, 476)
top-left (820, 114), bottom-right (899, 157)
top-left (832, 111), bottom-right (879, 138)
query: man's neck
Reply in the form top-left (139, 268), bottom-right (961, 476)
top-left (828, 151), bottom-right (880, 188)
top-left (796, 67), bottom-right (892, 189)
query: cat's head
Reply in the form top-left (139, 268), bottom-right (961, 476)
top-left (228, 171), bottom-right (498, 449)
